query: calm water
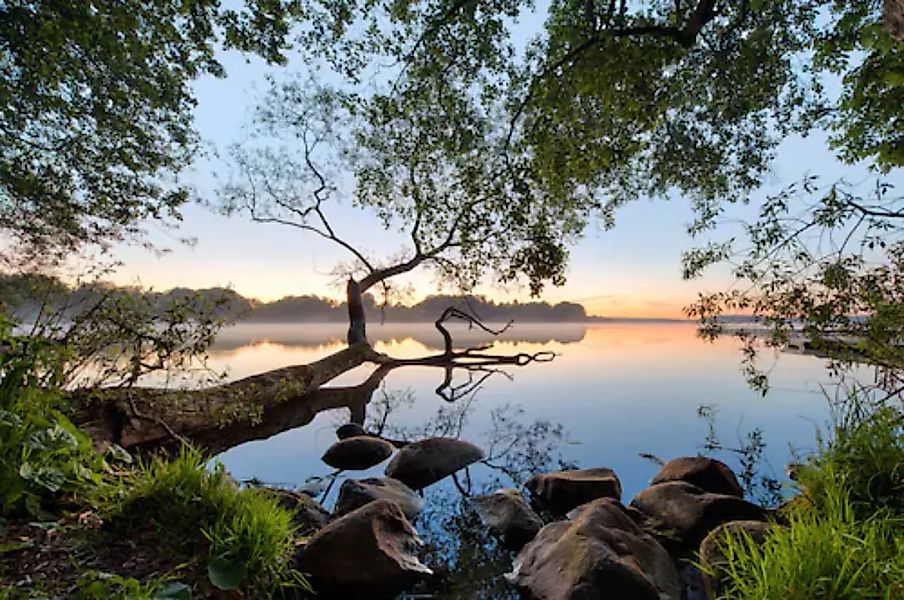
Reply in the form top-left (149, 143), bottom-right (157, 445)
top-left (206, 321), bottom-right (841, 501)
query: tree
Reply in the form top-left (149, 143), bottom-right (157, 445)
top-left (224, 0), bottom-right (898, 388)
top-left (0, 0), bottom-right (309, 264)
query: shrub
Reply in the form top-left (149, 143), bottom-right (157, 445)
top-left (0, 319), bottom-right (107, 516)
top-left (795, 397), bottom-right (904, 518)
top-left (102, 449), bottom-right (306, 595)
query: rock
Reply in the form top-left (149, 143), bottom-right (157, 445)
top-left (336, 422), bottom-right (368, 439)
top-left (297, 499), bottom-right (432, 596)
top-left (525, 468), bottom-right (622, 515)
top-left (509, 497), bottom-right (681, 600)
top-left (631, 481), bottom-right (766, 546)
top-left (650, 457), bottom-right (743, 497)
top-left (321, 436), bottom-right (395, 470)
top-left (699, 520), bottom-right (771, 597)
top-left (385, 437), bottom-right (484, 490)
top-left (334, 477), bottom-right (424, 521)
top-left (472, 489), bottom-right (543, 551)
top-left (268, 489), bottom-right (330, 532)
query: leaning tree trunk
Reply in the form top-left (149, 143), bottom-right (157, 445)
top-left (70, 343), bottom-right (381, 449)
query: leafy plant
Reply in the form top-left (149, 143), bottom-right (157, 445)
top-left (0, 317), bottom-right (107, 515)
top-left (75, 571), bottom-right (191, 600)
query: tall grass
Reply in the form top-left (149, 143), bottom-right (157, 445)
top-left (715, 477), bottom-right (904, 599)
top-left (101, 448), bottom-right (306, 594)
top-left (712, 393), bottom-right (904, 599)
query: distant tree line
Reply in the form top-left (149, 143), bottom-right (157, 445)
top-left (0, 274), bottom-right (592, 325)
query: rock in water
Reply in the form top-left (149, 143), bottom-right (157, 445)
top-left (385, 437), bottom-right (484, 489)
top-left (631, 481), bottom-right (766, 546)
top-left (334, 477), bottom-right (424, 521)
top-left (650, 457), bottom-right (744, 497)
top-left (336, 422), bottom-right (368, 440)
top-left (472, 489), bottom-right (543, 551)
top-left (525, 468), bottom-right (622, 515)
top-left (321, 436), bottom-right (395, 470)
top-left (268, 489), bottom-right (330, 533)
top-left (509, 497), bottom-right (681, 600)
top-left (297, 499), bottom-right (432, 596)
top-left (700, 520), bottom-right (772, 597)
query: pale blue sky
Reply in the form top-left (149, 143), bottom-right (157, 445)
top-left (109, 9), bottom-right (900, 318)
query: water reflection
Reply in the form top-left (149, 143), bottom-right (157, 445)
top-left (203, 322), bottom-right (845, 597)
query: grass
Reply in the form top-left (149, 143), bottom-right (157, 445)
top-left (99, 448), bottom-right (306, 595)
top-left (714, 476), bottom-right (904, 599)
top-left (708, 395), bottom-right (904, 599)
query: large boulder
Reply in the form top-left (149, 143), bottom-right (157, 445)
top-left (699, 520), bottom-right (771, 598)
top-left (472, 488), bottom-right (543, 551)
top-left (509, 498), bottom-right (681, 600)
top-left (525, 468), bottom-right (622, 515)
top-left (334, 477), bottom-right (424, 521)
top-left (650, 457), bottom-right (743, 498)
top-left (631, 481), bottom-right (766, 546)
top-left (269, 489), bottom-right (331, 532)
top-left (385, 437), bottom-right (484, 490)
top-left (297, 499), bottom-right (432, 596)
top-left (321, 436), bottom-right (395, 470)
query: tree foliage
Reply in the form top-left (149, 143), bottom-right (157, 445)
top-left (0, 0), bottom-right (307, 262)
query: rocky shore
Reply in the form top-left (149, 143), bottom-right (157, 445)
top-left (280, 429), bottom-right (778, 599)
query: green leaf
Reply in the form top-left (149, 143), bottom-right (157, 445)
top-left (207, 556), bottom-right (246, 590)
top-left (154, 582), bottom-right (192, 599)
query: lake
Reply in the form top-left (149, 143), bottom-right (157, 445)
top-left (201, 320), bottom-right (849, 596)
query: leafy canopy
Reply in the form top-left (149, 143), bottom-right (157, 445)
top-left (227, 1), bottom-right (899, 297)
top-left (0, 0), bottom-right (307, 262)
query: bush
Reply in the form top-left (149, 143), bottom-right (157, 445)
top-left (0, 319), bottom-right (107, 516)
top-left (796, 398), bottom-right (904, 518)
top-left (101, 449), bottom-right (306, 595)
top-left (714, 479), bottom-right (904, 599)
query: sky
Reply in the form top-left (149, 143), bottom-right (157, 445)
top-left (106, 8), bottom-right (899, 319)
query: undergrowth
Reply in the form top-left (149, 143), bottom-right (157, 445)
top-left (710, 392), bottom-right (904, 599)
top-left (100, 449), bottom-right (306, 595)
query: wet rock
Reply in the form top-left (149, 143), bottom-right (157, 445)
top-left (472, 488), bottom-right (543, 551)
top-left (334, 477), bottom-right (424, 521)
top-left (525, 468), bottom-right (622, 515)
top-left (630, 481), bottom-right (766, 546)
top-left (336, 422), bottom-right (368, 440)
top-left (322, 436), bottom-right (395, 470)
top-left (651, 457), bottom-right (743, 498)
top-left (385, 437), bottom-right (484, 490)
top-left (509, 497), bottom-right (681, 600)
top-left (700, 520), bottom-right (771, 597)
top-left (268, 489), bottom-right (330, 532)
top-left (297, 499), bottom-right (432, 596)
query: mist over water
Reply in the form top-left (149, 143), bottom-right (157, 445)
top-left (208, 321), bottom-right (841, 501)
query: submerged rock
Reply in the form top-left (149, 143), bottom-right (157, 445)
top-left (650, 457), bottom-right (743, 498)
top-left (509, 497), bottom-right (681, 600)
top-left (525, 467), bottom-right (622, 515)
top-left (631, 481), bottom-right (766, 546)
top-left (321, 436), bottom-right (395, 470)
top-left (700, 520), bottom-right (772, 597)
top-left (472, 488), bottom-right (543, 551)
top-left (336, 422), bottom-right (369, 440)
top-left (385, 437), bottom-right (484, 490)
top-left (334, 477), bottom-right (424, 521)
top-left (297, 499), bottom-right (432, 596)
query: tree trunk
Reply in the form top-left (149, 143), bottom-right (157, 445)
top-left (70, 343), bottom-right (381, 449)
top-left (346, 277), bottom-right (367, 344)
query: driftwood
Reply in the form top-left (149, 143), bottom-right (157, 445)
top-left (70, 308), bottom-right (555, 452)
